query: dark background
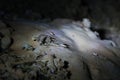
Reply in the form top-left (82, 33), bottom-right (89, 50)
top-left (0, 0), bottom-right (120, 28)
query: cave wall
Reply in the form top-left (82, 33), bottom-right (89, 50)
top-left (0, 0), bottom-right (120, 46)
top-left (0, 0), bottom-right (120, 29)
top-left (0, 0), bottom-right (120, 28)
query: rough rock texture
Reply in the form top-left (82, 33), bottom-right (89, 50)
top-left (0, 21), bottom-right (13, 51)
top-left (0, 0), bottom-right (120, 47)
top-left (0, 19), bottom-right (120, 80)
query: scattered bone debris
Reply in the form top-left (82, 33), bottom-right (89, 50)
top-left (32, 33), bottom-right (56, 46)
top-left (92, 52), bottom-right (98, 56)
top-left (59, 43), bottom-right (70, 48)
top-left (32, 32), bottom-right (71, 49)
top-left (0, 51), bottom-right (71, 80)
top-left (22, 43), bottom-right (35, 51)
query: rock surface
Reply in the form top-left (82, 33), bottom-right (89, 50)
top-left (0, 19), bottom-right (120, 80)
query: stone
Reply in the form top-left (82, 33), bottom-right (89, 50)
top-left (82, 18), bottom-right (91, 28)
top-left (1, 36), bottom-right (11, 50)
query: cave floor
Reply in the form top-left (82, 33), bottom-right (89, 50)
top-left (0, 19), bottom-right (120, 80)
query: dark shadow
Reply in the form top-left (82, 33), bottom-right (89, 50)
top-left (63, 61), bottom-right (69, 69)
top-left (67, 71), bottom-right (72, 79)
top-left (90, 27), bottom-right (110, 40)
